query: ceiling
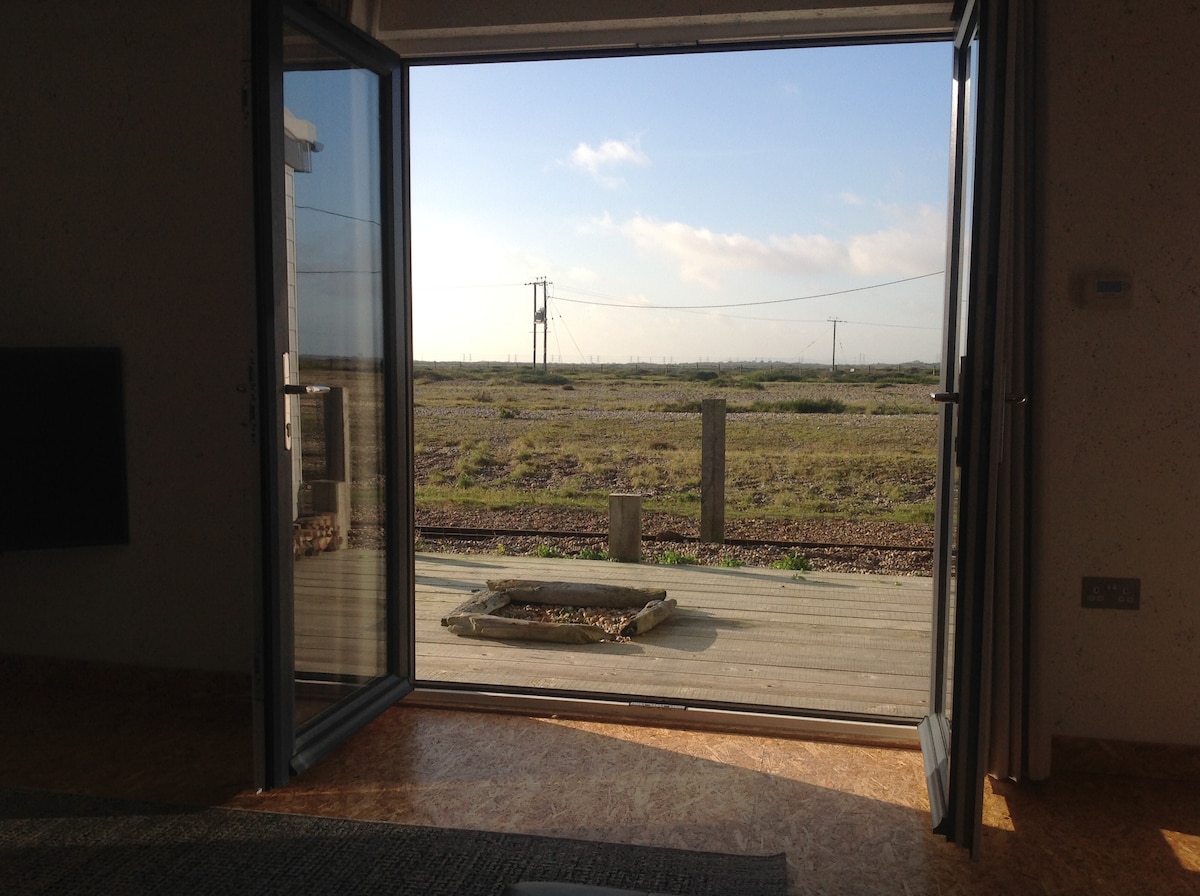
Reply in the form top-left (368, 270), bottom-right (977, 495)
top-left (347, 1), bottom-right (957, 58)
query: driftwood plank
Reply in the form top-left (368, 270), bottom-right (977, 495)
top-left (444, 614), bottom-right (612, 643)
top-left (620, 598), bottom-right (677, 636)
top-left (441, 590), bottom-right (511, 626)
top-left (485, 579), bottom-right (666, 608)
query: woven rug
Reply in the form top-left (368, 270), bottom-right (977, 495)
top-left (1, 788), bottom-right (787, 895)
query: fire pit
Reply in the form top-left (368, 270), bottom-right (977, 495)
top-left (441, 579), bottom-right (676, 643)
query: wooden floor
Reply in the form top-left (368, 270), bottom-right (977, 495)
top-left (296, 548), bottom-right (933, 721)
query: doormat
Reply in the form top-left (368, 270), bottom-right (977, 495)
top-left (0, 786), bottom-right (786, 896)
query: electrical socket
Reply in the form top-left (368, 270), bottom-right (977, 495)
top-left (1081, 577), bottom-right (1140, 610)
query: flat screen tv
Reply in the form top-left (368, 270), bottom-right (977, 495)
top-left (0, 346), bottom-right (130, 549)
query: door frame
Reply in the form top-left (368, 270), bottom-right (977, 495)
top-left (919, 0), bottom-right (980, 836)
top-left (398, 36), bottom-right (966, 740)
top-left (253, 0), bottom-right (415, 790)
top-left (253, 1), bottom-right (1020, 809)
top-left (921, 0), bottom-right (1025, 854)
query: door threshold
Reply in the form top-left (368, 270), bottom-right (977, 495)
top-left (405, 687), bottom-right (920, 749)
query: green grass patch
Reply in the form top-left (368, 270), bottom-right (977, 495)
top-left (411, 362), bottom-right (939, 528)
top-left (736, 398), bottom-right (847, 414)
top-left (510, 371), bottom-right (573, 386)
top-left (770, 551), bottom-right (813, 571)
top-left (574, 547), bottom-right (610, 561)
top-left (657, 550), bottom-right (699, 565)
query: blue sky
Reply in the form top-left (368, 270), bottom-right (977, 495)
top-left (410, 41), bottom-right (953, 365)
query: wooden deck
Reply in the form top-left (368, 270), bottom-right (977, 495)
top-left (296, 549), bottom-right (933, 721)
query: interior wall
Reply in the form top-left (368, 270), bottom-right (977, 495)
top-left (370, 0), bottom-right (1200, 753)
top-left (0, 0), bottom-right (258, 673)
top-left (1033, 1), bottom-right (1200, 749)
top-left (2, 0), bottom-right (1196, 754)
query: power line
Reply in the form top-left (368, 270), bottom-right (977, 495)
top-left (553, 271), bottom-right (943, 311)
top-left (547, 293), bottom-right (586, 362)
top-left (671, 308), bottom-right (940, 330)
top-left (295, 204), bottom-right (381, 226)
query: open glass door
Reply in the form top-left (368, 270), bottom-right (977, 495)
top-left (919, 0), bottom-right (985, 852)
top-left (257, 0), bottom-right (413, 787)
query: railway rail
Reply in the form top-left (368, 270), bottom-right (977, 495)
top-left (414, 525), bottom-right (934, 554)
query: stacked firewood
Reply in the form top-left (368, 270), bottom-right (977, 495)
top-left (293, 513), bottom-right (337, 559)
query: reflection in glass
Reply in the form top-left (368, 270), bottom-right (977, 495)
top-left (284, 27), bottom-right (388, 728)
top-left (933, 36), bottom-right (979, 723)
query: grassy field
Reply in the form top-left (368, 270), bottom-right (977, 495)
top-left (412, 362), bottom-right (939, 526)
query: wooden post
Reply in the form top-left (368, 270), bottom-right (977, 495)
top-left (309, 480), bottom-right (350, 550)
top-left (323, 387), bottom-right (350, 482)
top-left (701, 398), bottom-right (726, 543)
top-left (310, 386), bottom-right (351, 549)
top-left (608, 493), bottom-right (642, 562)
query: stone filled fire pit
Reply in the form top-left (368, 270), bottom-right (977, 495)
top-left (441, 579), bottom-right (676, 643)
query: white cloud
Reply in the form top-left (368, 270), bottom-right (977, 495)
top-left (616, 204), bottom-right (945, 288)
top-left (564, 265), bottom-right (600, 284)
top-left (847, 204), bottom-right (946, 275)
top-left (568, 139), bottom-right (649, 187)
top-left (620, 216), bottom-right (841, 288)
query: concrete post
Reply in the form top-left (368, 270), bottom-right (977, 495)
top-left (608, 493), bottom-right (643, 562)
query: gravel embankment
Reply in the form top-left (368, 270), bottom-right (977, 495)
top-left (415, 506), bottom-right (934, 577)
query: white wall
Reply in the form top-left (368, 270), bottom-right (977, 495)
top-left (0, 0), bottom-right (259, 673)
top-left (1033, 2), bottom-right (1200, 748)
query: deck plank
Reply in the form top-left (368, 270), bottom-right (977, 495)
top-left (294, 550), bottom-right (934, 719)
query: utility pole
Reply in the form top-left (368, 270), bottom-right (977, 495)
top-left (530, 281), bottom-right (538, 368)
top-left (526, 277), bottom-right (550, 370)
top-left (828, 318), bottom-right (844, 374)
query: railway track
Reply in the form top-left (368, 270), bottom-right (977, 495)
top-left (414, 525), bottom-right (934, 554)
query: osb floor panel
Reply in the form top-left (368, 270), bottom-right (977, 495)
top-left (3, 660), bottom-right (1198, 894)
top-left (227, 705), bottom-right (1200, 896)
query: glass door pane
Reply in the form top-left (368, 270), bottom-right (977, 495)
top-left (258, 3), bottom-right (412, 783)
top-left (285, 34), bottom-right (388, 728)
top-left (920, 16), bottom-right (978, 834)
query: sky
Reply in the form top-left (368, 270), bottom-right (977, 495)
top-left (408, 42), bottom-right (954, 366)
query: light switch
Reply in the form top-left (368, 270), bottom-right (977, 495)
top-left (1082, 273), bottom-right (1133, 303)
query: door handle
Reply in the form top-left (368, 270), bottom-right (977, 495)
top-left (930, 391), bottom-right (959, 404)
top-left (283, 384), bottom-right (329, 450)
